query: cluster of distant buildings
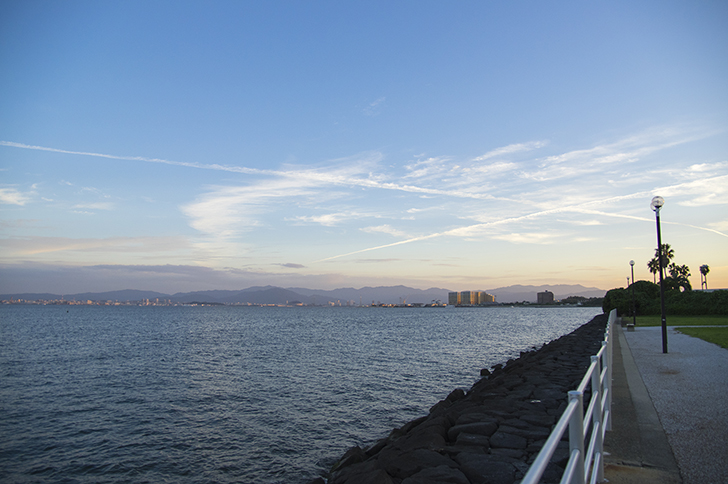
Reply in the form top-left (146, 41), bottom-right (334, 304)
top-left (1, 297), bottom-right (175, 306)
top-left (448, 290), bottom-right (557, 306)
top-left (448, 291), bottom-right (496, 306)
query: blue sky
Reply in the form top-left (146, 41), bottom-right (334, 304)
top-left (1, 0), bottom-right (727, 294)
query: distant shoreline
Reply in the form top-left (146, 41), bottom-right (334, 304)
top-left (1, 300), bottom-right (603, 309)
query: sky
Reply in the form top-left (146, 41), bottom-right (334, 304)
top-left (1, 0), bottom-right (727, 295)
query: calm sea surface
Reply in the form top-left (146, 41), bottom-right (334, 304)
top-left (0, 305), bottom-right (602, 483)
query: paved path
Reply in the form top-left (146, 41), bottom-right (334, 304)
top-left (622, 325), bottom-right (728, 484)
top-left (604, 324), bottom-right (681, 484)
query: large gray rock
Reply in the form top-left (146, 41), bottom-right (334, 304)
top-left (400, 464), bottom-right (470, 484)
top-left (393, 416), bottom-right (449, 452)
top-left (378, 448), bottom-right (458, 480)
top-left (401, 431), bottom-right (447, 452)
top-left (454, 453), bottom-right (516, 484)
top-left (497, 424), bottom-right (551, 441)
top-left (331, 446), bottom-right (368, 473)
top-left (329, 460), bottom-right (389, 484)
top-left (443, 444), bottom-right (488, 456)
top-left (455, 432), bottom-right (490, 447)
top-left (490, 448), bottom-right (524, 459)
top-left (490, 431), bottom-right (528, 449)
top-left (343, 469), bottom-right (395, 484)
top-left (455, 412), bottom-right (492, 425)
top-left (519, 413), bottom-right (556, 427)
top-left (499, 418), bottom-right (532, 430)
top-left (533, 387), bottom-right (565, 401)
top-left (447, 421), bottom-right (498, 441)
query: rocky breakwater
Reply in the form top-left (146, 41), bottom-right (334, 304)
top-left (315, 313), bottom-right (608, 484)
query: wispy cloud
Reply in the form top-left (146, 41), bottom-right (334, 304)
top-left (0, 188), bottom-right (32, 205)
top-left (293, 212), bottom-right (365, 227)
top-left (0, 235), bottom-right (190, 257)
top-left (181, 179), bottom-right (317, 237)
top-left (363, 97), bottom-right (386, 116)
top-left (72, 202), bottom-right (114, 211)
top-left (687, 161), bottom-right (728, 174)
top-left (5, 126), bottom-right (726, 272)
top-left (467, 161), bottom-right (518, 175)
top-left (403, 157), bottom-right (452, 179)
top-left (360, 224), bottom-right (408, 237)
top-left (561, 219), bottom-right (604, 226)
top-left (490, 231), bottom-right (563, 244)
top-left (669, 174), bottom-right (728, 206)
top-left (472, 141), bottom-right (547, 161)
top-left (0, 141), bottom-right (502, 202)
top-left (316, 173), bottom-right (728, 262)
top-left (524, 126), bottom-right (715, 182)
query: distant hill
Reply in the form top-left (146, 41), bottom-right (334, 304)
top-left (170, 287), bottom-right (338, 305)
top-left (1, 284), bottom-right (605, 305)
top-left (72, 289), bottom-right (171, 301)
top-left (1, 289), bottom-right (170, 302)
top-left (288, 285), bottom-right (450, 305)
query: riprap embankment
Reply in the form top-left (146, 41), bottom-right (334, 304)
top-left (312, 313), bottom-right (608, 484)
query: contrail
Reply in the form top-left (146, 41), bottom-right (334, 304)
top-left (574, 208), bottom-right (727, 237)
top-left (0, 140), bottom-right (513, 201)
top-left (314, 234), bottom-right (443, 262)
top-left (0, 140), bottom-right (270, 175)
top-left (315, 206), bottom-right (570, 262)
top-left (315, 186), bottom-right (727, 262)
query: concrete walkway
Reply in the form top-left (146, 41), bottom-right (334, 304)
top-left (604, 323), bottom-right (728, 484)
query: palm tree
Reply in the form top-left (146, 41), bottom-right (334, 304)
top-left (700, 264), bottom-right (710, 290)
top-left (668, 263), bottom-right (692, 291)
top-left (654, 244), bottom-right (675, 279)
top-left (647, 258), bottom-right (660, 283)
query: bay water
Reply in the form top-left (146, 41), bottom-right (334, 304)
top-left (0, 305), bottom-right (602, 483)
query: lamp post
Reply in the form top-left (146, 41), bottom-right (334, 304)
top-left (651, 196), bottom-right (668, 353)
top-left (630, 260), bottom-right (636, 326)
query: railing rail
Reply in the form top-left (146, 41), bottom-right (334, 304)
top-left (521, 309), bottom-right (615, 484)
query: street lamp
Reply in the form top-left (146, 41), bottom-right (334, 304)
top-left (651, 196), bottom-right (668, 353)
top-left (630, 260), bottom-right (636, 326)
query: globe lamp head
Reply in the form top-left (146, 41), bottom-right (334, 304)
top-left (651, 196), bottom-right (664, 212)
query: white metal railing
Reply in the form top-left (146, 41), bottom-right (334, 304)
top-left (521, 309), bottom-right (615, 484)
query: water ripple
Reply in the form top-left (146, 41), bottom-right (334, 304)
top-left (0, 305), bottom-right (601, 483)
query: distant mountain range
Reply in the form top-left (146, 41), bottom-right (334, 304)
top-left (1, 284), bottom-right (606, 305)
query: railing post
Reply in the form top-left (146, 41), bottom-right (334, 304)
top-left (591, 355), bottom-right (604, 482)
top-left (601, 340), bottom-right (610, 433)
top-left (568, 390), bottom-right (586, 484)
top-left (606, 311), bottom-right (615, 431)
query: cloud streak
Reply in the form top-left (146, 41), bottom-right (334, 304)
top-left (472, 140), bottom-right (548, 161)
top-left (4, 126), bottom-right (726, 279)
top-left (315, 175), bottom-right (728, 262)
top-left (0, 235), bottom-right (190, 257)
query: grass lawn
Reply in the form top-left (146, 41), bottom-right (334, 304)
top-left (675, 326), bottom-right (728, 349)
top-left (634, 315), bottom-right (728, 326)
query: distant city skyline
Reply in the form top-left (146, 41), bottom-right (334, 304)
top-left (1, 1), bottom-right (727, 294)
top-left (0, 283), bottom-right (608, 306)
